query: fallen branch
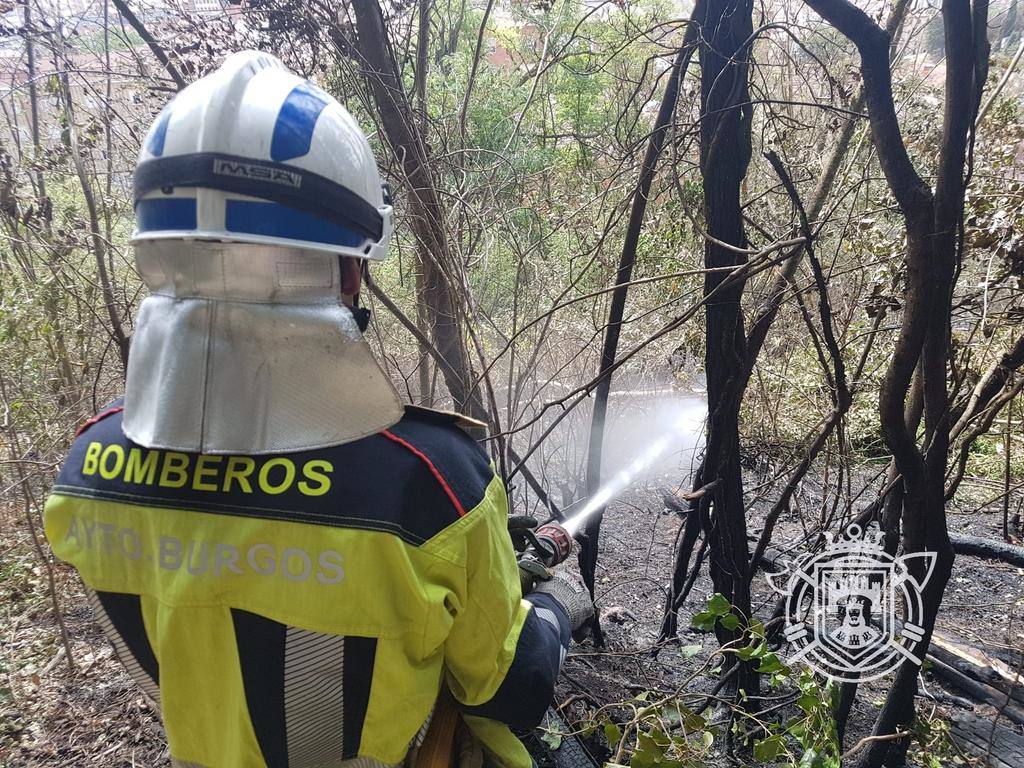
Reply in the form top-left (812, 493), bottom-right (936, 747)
top-left (951, 711), bottom-right (1024, 768)
top-left (925, 655), bottom-right (1024, 726)
top-left (949, 532), bottom-right (1024, 568)
top-left (928, 631), bottom-right (1024, 705)
top-left (840, 731), bottom-right (909, 762)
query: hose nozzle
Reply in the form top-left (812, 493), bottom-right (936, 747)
top-left (532, 522), bottom-right (573, 567)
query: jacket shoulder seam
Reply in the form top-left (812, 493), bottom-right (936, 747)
top-left (75, 405), bottom-right (124, 438)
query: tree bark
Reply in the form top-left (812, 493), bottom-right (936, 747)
top-left (110, 0), bottom-right (187, 90)
top-left (951, 712), bottom-right (1024, 768)
top-left (659, 468), bottom-right (705, 642)
top-left (798, 0), bottom-right (989, 763)
top-left (20, 0), bottom-right (78, 403)
top-left (949, 532), bottom-right (1024, 567)
top-left (412, 0), bottom-right (434, 405)
top-left (661, 0), bottom-right (911, 654)
top-left (57, 34), bottom-right (130, 371)
top-left (697, 0), bottom-right (757, 699)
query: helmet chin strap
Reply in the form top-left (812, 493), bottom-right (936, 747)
top-left (351, 305), bottom-right (372, 333)
top-left (345, 256), bottom-right (372, 333)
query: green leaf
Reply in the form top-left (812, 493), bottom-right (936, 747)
top-left (756, 653), bottom-right (788, 675)
top-left (681, 707), bottom-right (706, 731)
top-left (678, 644), bottom-right (702, 659)
top-left (603, 722), bottom-right (621, 747)
top-left (659, 706), bottom-right (682, 727)
top-left (691, 611), bottom-right (716, 631)
top-left (701, 730), bottom-right (715, 750)
top-left (719, 613), bottom-right (740, 631)
top-left (631, 732), bottom-right (667, 768)
top-left (706, 593), bottom-right (731, 616)
top-left (799, 747), bottom-right (819, 768)
top-left (539, 730), bottom-right (562, 750)
top-left (647, 727), bottom-right (669, 747)
top-left (735, 641), bottom-right (766, 661)
top-left (753, 734), bottom-right (786, 762)
top-left (797, 693), bottom-right (819, 713)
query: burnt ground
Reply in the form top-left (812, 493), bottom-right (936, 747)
top-left (2, 468), bottom-right (1023, 767)
top-left (552, 467), bottom-right (1024, 768)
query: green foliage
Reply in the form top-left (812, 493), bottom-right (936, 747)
top-left (597, 596), bottom-right (843, 767)
top-left (690, 591), bottom-right (733, 632)
top-left (908, 714), bottom-right (966, 768)
top-left (964, 433), bottom-right (1024, 482)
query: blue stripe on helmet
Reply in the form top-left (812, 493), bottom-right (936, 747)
top-left (225, 200), bottom-right (365, 247)
top-left (270, 83), bottom-right (330, 162)
top-left (135, 197), bottom-right (197, 231)
top-left (135, 196), bottom-right (364, 248)
top-left (147, 107), bottom-right (173, 157)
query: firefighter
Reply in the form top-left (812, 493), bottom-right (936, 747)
top-left (44, 51), bottom-right (592, 768)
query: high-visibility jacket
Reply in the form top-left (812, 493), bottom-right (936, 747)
top-left (44, 401), bottom-right (570, 768)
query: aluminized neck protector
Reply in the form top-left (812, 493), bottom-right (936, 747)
top-left (123, 241), bottom-right (404, 455)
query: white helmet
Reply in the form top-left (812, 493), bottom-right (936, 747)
top-left (132, 50), bottom-right (394, 261)
top-left (123, 52), bottom-right (404, 456)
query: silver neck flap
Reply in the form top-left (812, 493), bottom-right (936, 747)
top-left (123, 241), bottom-right (403, 455)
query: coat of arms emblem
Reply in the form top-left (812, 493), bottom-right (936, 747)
top-left (767, 524), bottom-right (936, 682)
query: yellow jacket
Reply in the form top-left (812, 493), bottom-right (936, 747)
top-left (45, 402), bottom-right (569, 768)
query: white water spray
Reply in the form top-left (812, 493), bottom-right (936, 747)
top-left (561, 399), bottom-right (706, 536)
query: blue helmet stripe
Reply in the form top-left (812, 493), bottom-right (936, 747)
top-left (225, 200), bottom-right (364, 247)
top-left (270, 84), bottom-right (330, 162)
top-left (136, 198), bottom-right (197, 230)
top-left (147, 107), bottom-right (173, 157)
top-left (135, 197), bottom-right (365, 249)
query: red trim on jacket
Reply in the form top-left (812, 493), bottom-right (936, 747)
top-left (381, 429), bottom-right (467, 517)
top-left (75, 406), bottom-right (125, 438)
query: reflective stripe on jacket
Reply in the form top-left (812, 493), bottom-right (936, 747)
top-left (44, 402), bottom-right (569, 768)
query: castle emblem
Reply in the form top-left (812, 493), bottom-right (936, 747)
top-left (767, 524), bottom-right (935, 682)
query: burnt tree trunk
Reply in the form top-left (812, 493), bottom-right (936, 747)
top-left (661, 0), bottom-right (913, 648)
top-left (798, 0), bottom-right (989, 765)
top-left (697, 0), bottom-right (757, 699)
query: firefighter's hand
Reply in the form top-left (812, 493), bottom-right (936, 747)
top-left (518, 558), bottom-right (552, 596)
top-left (532, 571), bottom-right (595, 634)
top-left (508, 515), bottom-right (539, 553)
